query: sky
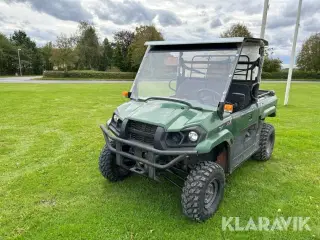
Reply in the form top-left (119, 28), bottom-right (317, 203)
top-left (0, 0), bottom-right (319, 67)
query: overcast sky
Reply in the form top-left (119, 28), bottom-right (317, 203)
top-left (0, 0), bottom-right (319, 66)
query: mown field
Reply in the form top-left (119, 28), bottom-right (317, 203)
top-left (0, 83), bottom-right (319, 239)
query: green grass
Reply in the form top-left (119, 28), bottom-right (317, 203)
top-left (35, 77), bottom-right (319, 81)
top-left (0, 83), bottom-right (319, 240)
top-left (36, 77), bottom-right (134, 81)
top-left (262, 79), bottom-right (320, 81)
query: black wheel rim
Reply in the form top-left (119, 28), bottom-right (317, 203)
top-left (204, 179), bottom-right (219, 209)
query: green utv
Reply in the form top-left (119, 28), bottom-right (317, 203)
top-left (99, 37), bottom-right (277, 222)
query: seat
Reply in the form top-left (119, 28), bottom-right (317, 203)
top-left (226, 83), bottom-right (251, 111)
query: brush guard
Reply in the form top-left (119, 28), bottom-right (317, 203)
top-left (100, 125), bottom-right (197, 180)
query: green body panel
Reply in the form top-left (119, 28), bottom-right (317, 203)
top-left (257, 95), bottom-right (278, 119)
top-left (196, 128), bottom-right (233, 154)
top-left (116, 100), bottom-right (215, 131)
top-left (261, 106), bottom-right (276, 119)
top-left (115, 95), bottom-right (277, 154)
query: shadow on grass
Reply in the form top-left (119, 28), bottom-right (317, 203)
top-left (100, 173), bottom-right (186, 219)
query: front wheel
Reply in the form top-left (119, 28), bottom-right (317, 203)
top-left (99, 142), bottom-right (130, 182)
top-left (181, 161), bottom-right (225, 222)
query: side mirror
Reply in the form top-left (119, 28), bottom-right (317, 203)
top-left (217, 102), bottom-right (224, 120)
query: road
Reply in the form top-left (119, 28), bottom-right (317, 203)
top-left (0, 76), bottom-right (318, 84)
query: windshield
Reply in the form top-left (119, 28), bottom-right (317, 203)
top-left (130, 47), bottom-right (240, 108)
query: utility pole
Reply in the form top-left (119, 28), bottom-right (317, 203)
top-left (260, 0), bottom-right (270, 83)
top-left (260, 0), bottom-right (269, 39)
top-left (17, 48), bottom-right (22, 76)
top-left (284, 0), bottom-right (303, 105)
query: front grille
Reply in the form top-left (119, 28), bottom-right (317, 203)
top-left (127, 120), bottom-right (157, 145)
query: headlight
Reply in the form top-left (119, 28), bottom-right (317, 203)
top-left (188, 131), bottom-right (199, 142)
top-left (166, 132), bottom-right (183, 145)
top-left (164, 128), bottom-right (205, 148)
top-left (113, 114), bottom-right (119, 123)
top-left (109, 113), bottom-right (122, 136)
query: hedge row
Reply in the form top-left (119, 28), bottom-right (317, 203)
top-left (262, 71), bottom-right (320, 79)
top-left (43, 70), bottom-right (319, 80)
top-left (43, 71), bottom-right (136, 79)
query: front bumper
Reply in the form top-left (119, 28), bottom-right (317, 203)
top-left (100, 124), bottom-right (198, 178)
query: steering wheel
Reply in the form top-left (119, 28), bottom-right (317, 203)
top-left (197, 89), bottom-right (221, 105)
top-left (169, 77), bottom-right (177, 91)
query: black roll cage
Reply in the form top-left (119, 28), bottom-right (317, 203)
top-left (178, 54), bottom-right (261, 82)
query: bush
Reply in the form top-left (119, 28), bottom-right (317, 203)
top-left (106, 66), bottom-right (121, 72)
top-left (43, 70), bottom-right (136, 79)
top-left (262, 71), bottom-right (320, 80)
top-left (43, 70), bottom-right (319, 80)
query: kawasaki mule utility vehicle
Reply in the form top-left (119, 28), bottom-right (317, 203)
top-left (99, 37), bottom-right (277, 222)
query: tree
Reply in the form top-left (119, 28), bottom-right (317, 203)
top-left (113, 43), bottom-right (124, 71)
top-left (0, 33), bottom-right (16, 75)
top-left (31, 49), bottom-right (43, 74)
top-left (220, 23), bottom-right (253, 38)
top-left (263, 57), bottom-right (282, 72)
top-left (114, 30), bottom-right (135, 55)
top-left (98, 38), bottom-right (113, 71)
top-left (297, 33), bottom-right (320, 72)
top-left (50, 34), bottom-right (78, 72)
top-left (113, 30), bottom-right (134, 71)
top-left (76, 22), bottom-right (100, 70)
top-left (9, 30), bottom-right (44, 75)
top-left (262, 48), bottom-right (282, 72)
top-left (10, 30), bottom-right (36, 50)
top-left (41, 42), bottom-right (53, 70)
top-left (129, 25), bottom-right (164, 70)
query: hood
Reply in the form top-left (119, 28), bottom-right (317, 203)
top-left (116, 99), bottom-right (217, 131)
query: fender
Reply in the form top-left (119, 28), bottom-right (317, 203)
top-left (260, 106), bottom-right (276, 119)
top-left (196, 129), bottom-right (234, 154)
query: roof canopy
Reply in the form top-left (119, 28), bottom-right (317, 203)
top-left (145, 37), bottom-right (268, 47)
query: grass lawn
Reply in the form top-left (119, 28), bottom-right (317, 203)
top-left (35, 77), bottom-right (319, 81)
top-left (36, 78), bottom-right (134, 81)
top-left (0, 83), bottom-right (319, 239)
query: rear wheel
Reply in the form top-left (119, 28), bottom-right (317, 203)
top-left (252, 123), bottom-right (275, 161)
top-left (99, 141), bottom-right (130, 182)
top-left (181, 161), bottom-right (225, 222)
